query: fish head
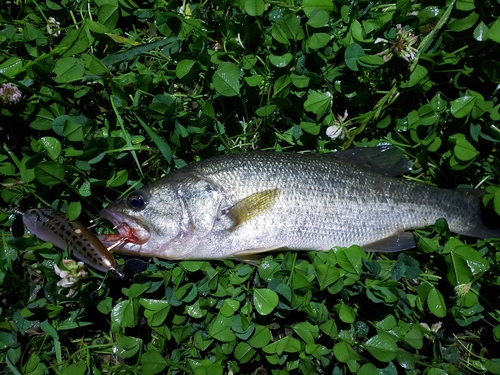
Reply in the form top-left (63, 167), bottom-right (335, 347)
top-left (98, 182), bottom-right (191, 257)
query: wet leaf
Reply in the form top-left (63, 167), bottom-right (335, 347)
top-left (0, 57), bottom-right (23, 77)
top-left (98, 4), bottom-right (119, 29)
top-left (304, 91), bottom-right (330, 116)
top-left (337, 246), bottom-right (365, 275)
top-left (38, 137), bottom-right (61, 160)
top-left (256, 105), bottom-right (277, 117)
top-left (345, 43), bottom-right (365, 71)
top-left (307, 33), bottom-right (330, 50)
top-left (269, 53), bottom-right (293, 67)
top-left (53, 58), bottom-right (85, 83)
top-left (336, 302), bottom-right (356, 323)
top-left (404, 327), bottom-right (424, 350)
top-left (487, 18), bottom-right (500, 43)
top-left (60, 361), bottom-right (86, 375)
top-left (302, 0), bottom-right (334, 17)
top-left (234, 342), bottom-right (256, 363)
top-left (474, 21), bottom-right (489, 41)
top-left (141, 349), bottom-right (167, 375)
top-left (427, 287), bottom-right (447, 318)
top-left (333, 342), bottom-right (361, 362)
top-left (454, 246), bottom-right (489, 275)
top-left (363, 333), bottom-right (398, 362)
top-left (66, 201), bottom-right (81, 221)
top-left (314, 262), bottom-right (340, 289)
top-left (448, 12), bottom-right (479, 32)
top-left (248, 325), bottom-right (271, 348)
top-left (112, 334), bottom-right (141, 358)
top-left (245, 0), bottom-right (266, 16)
top-left (293, 321), bottom-right (319, 344)
top-left (209, 313), bottom-right (236, 342)
top-left (175, 59), bottom-right (196, 79)
top-left (454, 138), bottom-right (478, 161)
top-left (253, 288), bottom-right (278, 315)
top-left (34, 161), bottom-right (65, 186)
top-left (213, 62), bottom-right (240, 97)
top-left (450, 96), bottom-right (476, 118)
top-left (307, 11), bottom-right (329, 28)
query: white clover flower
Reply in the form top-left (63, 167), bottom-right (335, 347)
top-left (432, 322), bottom-right (443, 332)
top-left (54, 259), bottom-right (88, 297)
top-left (47, 17), bottom-right (61, 37)
top-left (326, 110), bottom-right (352, 140)
top-left (326, 124), bottom-right (345, 139)
top-left (375, 24), bottom-right (419, 63)
top-left (0, 83), bottom-right (22, 105)
top-left (420, 321), bottom-right (443, 342)
top-left (454, 283), bottom-right (472, 297)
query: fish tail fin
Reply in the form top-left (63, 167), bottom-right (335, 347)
top-left (474, 204), bottom-right (500, 239)
top-left (456, 190), bottom-right (500, 239)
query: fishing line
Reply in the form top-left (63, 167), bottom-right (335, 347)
top-left (86, 217), bottom-right (102, 230)
top-left (90, 259), bottom-right (148, 298)
top-left (90, 272), bottom-right (110, 299)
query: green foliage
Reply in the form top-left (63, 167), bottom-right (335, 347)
top-left (2, 0), bottom-right (500, 374)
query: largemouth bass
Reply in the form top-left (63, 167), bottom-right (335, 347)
top-left (98, 147), bottom-right (499, 260)
top-left (23, 209), bottom-right (124, 277)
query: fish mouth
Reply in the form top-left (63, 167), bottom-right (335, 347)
top-left (98, 208), bottom-right (151, 250)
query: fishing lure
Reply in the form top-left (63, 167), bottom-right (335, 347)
top-left (22, 208), bottom-right (124, 278)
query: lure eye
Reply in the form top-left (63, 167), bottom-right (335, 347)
top-left (127, 194), bottom-right (146, 210)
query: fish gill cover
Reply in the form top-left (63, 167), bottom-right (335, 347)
top-left (1, 0), bottom-right (500, 374)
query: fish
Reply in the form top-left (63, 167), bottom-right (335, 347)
top-left (22, 209), bottom-right (124, 278)
top-left (97, 146), bottom-right (500, 260)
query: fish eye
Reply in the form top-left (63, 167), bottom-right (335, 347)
top-left (127, 194), bottom-right (146, 210)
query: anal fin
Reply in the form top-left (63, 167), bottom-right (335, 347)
top-left (231, 244), bottom-right (287, 263)
top-left (362, 231), bottom-right (416, 252)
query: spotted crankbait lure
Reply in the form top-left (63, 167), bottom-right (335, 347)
top-left (22, 208), bottom-right (124, 278)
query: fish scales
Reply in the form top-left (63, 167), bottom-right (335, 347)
top-left (184, 152), bottom-right (476, 250)
top-left (98, 149), bottom-right (499, 260)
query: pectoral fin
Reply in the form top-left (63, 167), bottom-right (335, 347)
top-left (362, 231), bottom-right (416, 252)
top-left (227, 188), bottom-right (281, 230)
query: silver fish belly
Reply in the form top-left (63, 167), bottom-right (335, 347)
top-left (98, 148), bottom-right (499, 260)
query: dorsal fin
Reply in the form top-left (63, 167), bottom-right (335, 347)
top-left (332, 145), bottom-right (410, 177)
